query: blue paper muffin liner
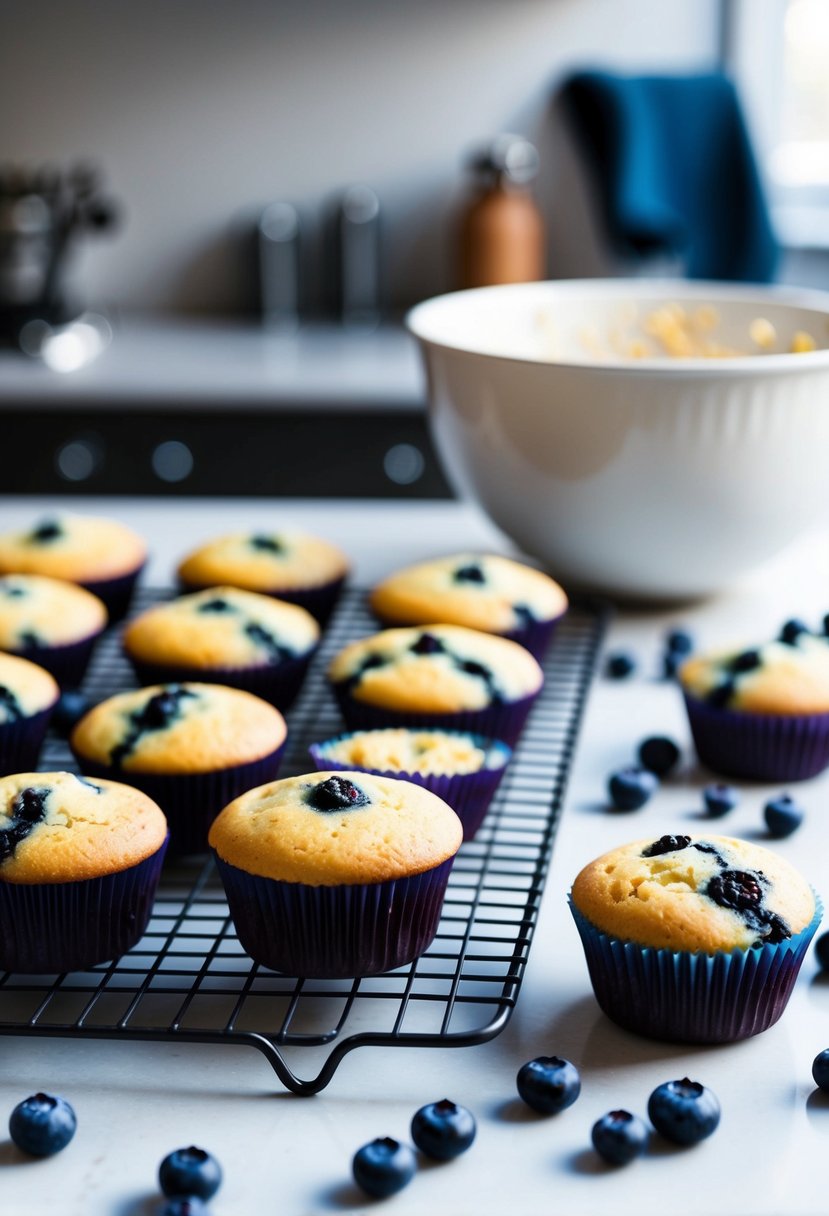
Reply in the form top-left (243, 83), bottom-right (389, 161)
top-left (331, 685), bottom-right (540, 749)
top-left (128, 649), bottom-right (316, 713)
top-left (215, 854), bottom-right (455, 979)
top-left (308, 730), bottom-right (512, 841)
top-left (81, 564), bottom-right (146, 624)
top-left (73, 744), bottom-right (287, 857)
top-left (12, 630), bottom-right (104, 690)
top-left (0, 705), bottom-right (56, 777)
top-left (0, 835), bottom-right (169, 975)
top-left (569, 892), bottom-right (823, 1044)
top-left (683, 692), bottom-right (829, 782)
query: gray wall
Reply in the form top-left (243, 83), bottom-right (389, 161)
top-left (3, 0), bottom-right (721, 315)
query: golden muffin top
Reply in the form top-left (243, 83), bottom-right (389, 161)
top-left (177, 529), bottom-right (350, 593)
top-left (315, 728), bottom-right (509, 777)
top-left (370, 553), bottom-right (567, 634)
top-left (0, 514), bottom-right (147, 582)
top-left (209, 770), bottom-right (462, 886)
top-left (571, 834), bottom-right (816, 954)
top-left (122, 586), bottom-right (319, 669)
top-left (328, 624), bottom-right (543, 713)
top-left (71, 683), bottom-right (287, 774)
top-left (680, 628), bottom-right (829, 714)
top-left (0, 651), bottom-right (60, 721)
top-left (0, 574), bottom-right (107, 648)
top-left (0, 770), bottom-right (168, 884)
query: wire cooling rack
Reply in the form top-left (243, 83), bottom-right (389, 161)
top-left (0, 587), bottom-right (607, 1094)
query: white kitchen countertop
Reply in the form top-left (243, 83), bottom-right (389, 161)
top-left (2, 496), bottom-right (829, 1216)
top-left (0, 319), bottom-right (424, 410)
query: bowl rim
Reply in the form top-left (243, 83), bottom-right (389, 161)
top-left (405, 278), bottom-right (829, 375)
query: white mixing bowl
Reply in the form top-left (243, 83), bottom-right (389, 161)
top-left (407, 279), bottom-right (829, 600)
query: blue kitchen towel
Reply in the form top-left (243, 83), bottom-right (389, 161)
top-left (561, 70), bottom-right (778, 282)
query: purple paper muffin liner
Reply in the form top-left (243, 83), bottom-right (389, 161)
top-left (332, 685), bottom-right (540, 749)
top-left (498, 611), bottom-right (564, 662)
top-left (73, 744), bottom-right (287, 856)
top-left (179, 575), bottom-right (347, 628)
top-left (215, 854), bottom-right (455, 978)
top-left (308, 731), bottom-right (512, 841)
top-left (127, 649), bottom-right (316, 713)
top-left (683, 693), bottom-right (829, 782)
top-left (0, 705), bottom-right (56, 777)
top-left (0, 835), bottom-right (169, 975)
top-left (81, 564), bottom-right (145, 624)
top-left (569, 893), bottom-right (822, 1045)
top-left (12, 630), bottom-right (104, 690)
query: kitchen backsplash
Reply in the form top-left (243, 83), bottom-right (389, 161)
top-left (3, 0), bottom-right (721, 314)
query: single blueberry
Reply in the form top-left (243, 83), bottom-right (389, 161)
top-left (591, 1110), bottom-right (648, 1166)
top-left (642, 835), bottom-right (691, 858)
top-left (665, 628), bottom-right (694, 655)
top-left (607, 767), bottom-right (659, 812)
top-left (780, 618), bottom-right (810, 646)
top-left (707, 869), bottom-right (764, 912)
top-left (729, 649), bottom-right (762, 674)
top-left (8, 1092), bottom-right (77, 1157)
top-left (812, 1049), bottom-right (829, 1093)
top-left (308, 776), bottom-right (370, 812)
top-left (815, 931), bottom-right (829, 971)
top-left (823, 612), bottom-right (829, 638)
top-left (637, 735), bottom-right (681, 777)
top-left (249, 534), bottom-right (283, 553)
top-left (52, 690), bottom-right (92, 737)
top-left (764, 793), bottom-right (804, 839)
top-left (647, 1078), bottom-right (720, 1145)
top-left (703, 783), bottom-right (739, 818)
top-left (707, 680), bottom-right (735, 709)
top-left (158, 1146), bottom-right (222, 1201)
top-left (28, 519), bottom-right (63, 544)
top-left (411, 632), bottom-right (445, 656)
top-left (352, 1137), bottom-right (416, 1199)
top-left (453, 563), bottom-right (486, 584)
top-left (604, 651), bottom-right (637, 680)
top-left (410, 1099), bottom-right (476, 1161)
top-left (516, 1056), bottom-right (581, 1114)
top-left (197, 597), bottom-right (233, 614)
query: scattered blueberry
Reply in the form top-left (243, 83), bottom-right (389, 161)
top-left (729, 649), bottom-right (762, 674)
top-left (410, 1099), bottom-right (476, 1160)
top-left (591, 1110), bottom-right (648, 1165)
top-left (52, 690), bottom-right (92, 737)
top-left (308, 776), bottom-right (370, 812)
top-left (158, 1147), bottom-right (222, 1201)
top-left (157, 1201), bottom-right (208, 1216)
top-left (351, 1137), bottom-right (417, 1198)
top-left (637, 736), bottom-right (681, 777)
top-left (516, 1056), bottom-right (581, 1114)
top-left (815, 931), bottom-right (829, 971)
top-left (812, 1049), bottom-right (829, 1093)
top-left (647, 1078), bottom-right (721, 1145)
top-left (665, 628), bottom-right (694, 655)
top-left (703, 783), bottom-right (739, 818)
top-left (780, 618), bottom-right (810, 646)
top-left (604, 651), bottom-right (637, 680)
top-left (8, 1092), bottom-right (77, 1157)
top-left (764, 793), bottom-right (804, 839)
top-left (607, 767), bottom-right (659, 812)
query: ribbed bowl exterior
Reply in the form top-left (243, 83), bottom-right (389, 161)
top-left (0, 836), bottom-right (169, 974)
top-left (569, 894), bottom-right (823, 1044)
top-left (215, 855), bottom-right (455, 979)
top-left (683, 693), bottom-right (829, 781)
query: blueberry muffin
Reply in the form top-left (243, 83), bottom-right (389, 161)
top-left (71, 683), bottom-right (288, 854)
top-left (177, 529), bottom-right (350, 625)
top-left (0, 652), bottom-right (59, 776)
top-left (679, 622), bottom-right (829, 780)
top-left (0, 514), bottom-right (147, 622)
top-left (209, 771), bottom-right (463, 977)
top-left (122, 586), bottom-right (320, 710)
top-left (370, 553), bottom-right (568, 659)
top-left (309, 728), bottom-right (512, 840)
top-left (570, 833), bottom-right (821, 1043)
top-left (327, 624), bottom-right (543, 746)
top-left (0, 770), bottom-right (168, 973)
top-left (0, 574), bottom-right (107, 688)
